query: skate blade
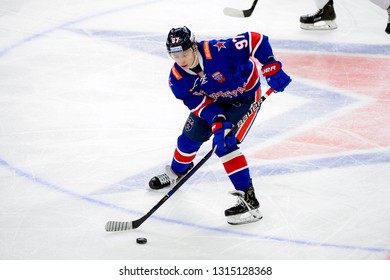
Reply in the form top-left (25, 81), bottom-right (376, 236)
top-left (300, 20), bottom-right (338, 30)
top-left (227, 209), bottom-right (263, 225)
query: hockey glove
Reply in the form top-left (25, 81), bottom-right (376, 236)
top-left (262, 60), bottom-right (292, 92)
top-left (212, 116), bottom-right (237, 153)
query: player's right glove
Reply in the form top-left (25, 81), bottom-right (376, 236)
top-left (262, 60), bottom-right (292, 92)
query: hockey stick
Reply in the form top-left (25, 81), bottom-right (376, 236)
top-left (223, 0), bottom-right (259, 18)
top-left (105, 87), bottom-right (274, 232)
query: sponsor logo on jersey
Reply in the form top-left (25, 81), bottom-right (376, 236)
top-left (171, 65), bottom-right (182, 80)
top-left (203, 41), bottom-right (212, 60)
top-left (211, 71), bottom-right (226, 83)
top-left (192, 83), bottom-right (247, 99)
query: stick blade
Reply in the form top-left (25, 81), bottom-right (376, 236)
top-left (105, 221), bottom-right (133, 232)
top-left (223, 7), bottom-right (245, 18)
top-left (223, 0), bottom-right (258, 18)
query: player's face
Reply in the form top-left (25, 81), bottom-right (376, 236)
top-left (170, 48), bottom-right (195, 70)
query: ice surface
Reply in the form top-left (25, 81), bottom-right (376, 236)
top-left (0, 0), bottom-right (389, 268)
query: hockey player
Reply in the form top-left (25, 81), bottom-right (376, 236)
top-left (149, 26), bottom-right (291, 225)
top-left (300, 0), bottom-right (390, 33)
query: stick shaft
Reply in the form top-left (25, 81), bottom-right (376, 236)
top-left (105, 87), bottom-right (274, 231)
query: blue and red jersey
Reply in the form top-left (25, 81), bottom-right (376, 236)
top-left (168, 32), bottom-right (274, 125)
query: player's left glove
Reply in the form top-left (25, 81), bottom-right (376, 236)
top-left (212, 116), bottom-right (237, 153)
top-left (262, 60), bottom-right (292, 92)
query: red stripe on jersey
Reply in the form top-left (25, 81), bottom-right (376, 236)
top-left (245, 58), bottom-right (260, 91)
top-left (174, 148), bottom-right (197, 164)
top-left (249, 32), bottom-right (263, 55)
top-left (222, 152), bottom-right (248, 175)
top-left (191, 95), bottom-right (215, 117)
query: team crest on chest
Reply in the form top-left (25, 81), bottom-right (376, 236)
top-left (211, 71), bottom-right (226, 83)
top-left (213, 41), bottom-right (226, 51)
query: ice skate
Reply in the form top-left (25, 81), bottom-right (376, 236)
top-left (225, 184), bottom-right (262, 225)
top-left (300, 0), bottom-right (337, 30)
top-left (149, 162), bottom-right (193, 190)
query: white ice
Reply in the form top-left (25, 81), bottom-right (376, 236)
top-left (0, 0), bottom-right (389, 265)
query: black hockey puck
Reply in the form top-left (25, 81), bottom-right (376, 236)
top-left (136, 237), bottom-right (147, 244)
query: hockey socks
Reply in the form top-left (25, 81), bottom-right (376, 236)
top-left (216, 147), bottom-right (250, 190)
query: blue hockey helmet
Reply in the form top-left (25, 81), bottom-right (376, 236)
top-left (166, 26), bottom-right (196, 54)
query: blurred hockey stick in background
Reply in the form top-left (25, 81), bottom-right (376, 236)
top-left (223, 0), bottom-right (259, 18)
top-left (105, 87), bottom-right (274, 232)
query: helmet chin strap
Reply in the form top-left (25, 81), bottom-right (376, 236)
top-left (189, 47), bottom-right (199, 69)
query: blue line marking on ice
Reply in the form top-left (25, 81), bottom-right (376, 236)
top-left (271, 39), bottom-right (390, 56)
top-left (248, 82), bottom-right (357, 140)
top-left (0, 0), bottom-right (160, 58)
top-left (2, 25), bottom-right (390, 59)
top-left (63, 29), bottom-right (390, 56)
top-left (251, 150), bottom-right (390, 177)
top-left (1, 157), bottom-right (389, 254)
top-left (0, 158), bottom-right (141, 215)
top-left (94, 149), bottom-right (390, 196)
top-left (155, 216), bottom-right (389, 253)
